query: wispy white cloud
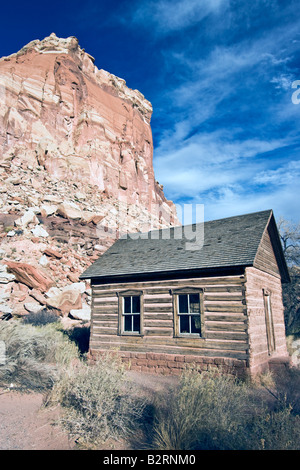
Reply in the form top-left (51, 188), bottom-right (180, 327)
top-left (154, 33), bottom-right (299, 153)
top-left (131, 0), bottom-right (226, 35)
top-left (200, 184), bottom-right (300, 222)
top-left (270, 74), bottom-right (295, 91)
top-left (124, 0), bottom-right (300, 222)
top-left (201, 175), bottom-right (300, 223)
top-left (154, 130), bottom-right (291, 197)
top-left (254, 160), bottom-right (300, 185)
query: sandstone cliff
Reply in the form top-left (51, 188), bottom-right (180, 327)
top-left (0, 33), bottom-right (176, 221)
top-left (0, 33), bottom-right (178, 322)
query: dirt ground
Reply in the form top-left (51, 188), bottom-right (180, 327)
top-left (0, 371), bottom-right (178, 451)
top-left (0, 388), bottom-right (74, 450)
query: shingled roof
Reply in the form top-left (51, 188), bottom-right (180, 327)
top-left (80, 209), bottom-right (290, 283)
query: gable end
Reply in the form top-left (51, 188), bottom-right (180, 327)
top-left (253, 213), bottom-right (290, 283)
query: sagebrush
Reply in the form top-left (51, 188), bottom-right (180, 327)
top-left (152, 369), bottom-right (255, 450)
top-left (1, 319), bottom-right (300, 450)
top-left (47, 353), bottom-right (147, 447)
top-left (152, 368), bottom-right (300, 450)
top-left (22, 308), bottom-right (59, 326)
top-left (0, 321), bottom-right (79, 391)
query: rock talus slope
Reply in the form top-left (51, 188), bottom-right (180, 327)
top-left (0, 33), bottom-right (179, 322)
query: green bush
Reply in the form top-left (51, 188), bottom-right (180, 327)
top-left (0, 321), bottom-right (79, 391)
top-left (47, 353), bottom-right (146, 447)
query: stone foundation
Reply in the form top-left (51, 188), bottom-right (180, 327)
top-left (88, 349), bottom-right (249, 378)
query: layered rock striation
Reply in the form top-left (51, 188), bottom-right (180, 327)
top-left (0, 33), bottom-right (176, 222)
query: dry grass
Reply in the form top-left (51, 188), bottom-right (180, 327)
top-left (0, 320), bottom-right (79, 391)
top-left (46, 353), bottom-right (148, 448)
top-left (151, 368), bottom-right (300, 450)
top-left (1, 319), bottom-right (300, 450)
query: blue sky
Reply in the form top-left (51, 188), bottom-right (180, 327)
top-left (1, 0), bottom-right (300, 223)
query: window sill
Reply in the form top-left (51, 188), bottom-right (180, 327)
top-left (119, 332), bottom-right (144, 337)
top-left (176, 333), bottom-right (203, 338)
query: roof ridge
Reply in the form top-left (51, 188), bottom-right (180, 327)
top-left (121, 209), bottom-right (273, 238)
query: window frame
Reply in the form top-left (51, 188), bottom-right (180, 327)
top-left (171, 287), bottom-right (205, 338)
top-left (263, 289), bottom-right (276, 354)
top-left (117, 290), bottom-right (144, 336)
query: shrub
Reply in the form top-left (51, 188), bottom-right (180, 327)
top-left (152, 368), bottom-right (300, 450)
top-left (0, 321), bottom-right (79, 391)
top-left (152, 369), bottom-right (255, 450)
top-left (22, 308), bottom-right (59, 326)
top-left (47, 353), bottom-right (146, 447)
top-left (269, 367), bottom-right (300, 415)
top-left (245, 404), bottom-right (300, 450)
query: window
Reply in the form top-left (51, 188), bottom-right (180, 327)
top-left (263, 289), bottom-right (275, 354)
top-left (178, 293), bottom-right (201, 334)
top-left (171, 288), bottom-right (204, 337)
top-left (123, 295), bottom-right (140, 333)
top-left (117, 290), bottom-right (143, 335)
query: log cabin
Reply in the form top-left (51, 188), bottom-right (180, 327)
top-left (80, 209), bottom-right (290, 377)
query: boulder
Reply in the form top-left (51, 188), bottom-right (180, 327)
top-left (10, 290), bottom-right (28, 303)
top-left (29, 288), bottom-right (48, 305)
top-left (69, 302), bottom-right (91, 321)
top-left (40, 204), bottom-right (57, 217)
top-left (75, 191), bottom-right (86, 201)
top-left (81, 212), bottom-right (104, 225)
top-left (46, 289), bottom-right (82, 316)
top-left (24, 302), bottom-right (44, 314)
top-left (94, 244), bottom-right (106, 252)
top-left (57, 202), bottom-right (82, 220)
top-left (45, 286), bottom-right (61, 298)
top-left (0, 284), bottom-right (11, 302)
top-left (27, 206), bottom-right (40, 214)
top-left (5, 260), bottom-right (55, 292)
top-left (43, 247), bottom-right (62, 259)
top-left (0, 270), bottom-right (16, 283)
top-left (0, 305), bottom-right (12, 315)
top-left (67, 272), bottom-right (79, 283)
top-left (39, 254), bottom-right (49, 267)
top-left (62, 282), bottom-right (86, 294)
top-left (31, 225), bottom-right (49, 237)
top-left (43, 194), bottom-right (63, 204)
top-left (14, 209), bottom-right (39, 228)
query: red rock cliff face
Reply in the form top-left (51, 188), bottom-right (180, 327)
top-left (0, 33), bottom-right (176, 224)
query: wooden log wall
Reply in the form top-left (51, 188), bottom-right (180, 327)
top-left (253, 227), bottom-right (281, 278)
top-left (89, 273), bottom-right (250, 370)
top-left (245, 266), bottom-right (288, 375)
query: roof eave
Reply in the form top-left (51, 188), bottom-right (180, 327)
top-left (266, 212), bottom-right (290, 283)
top-left (80, 264), bottom-right (250, 284)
